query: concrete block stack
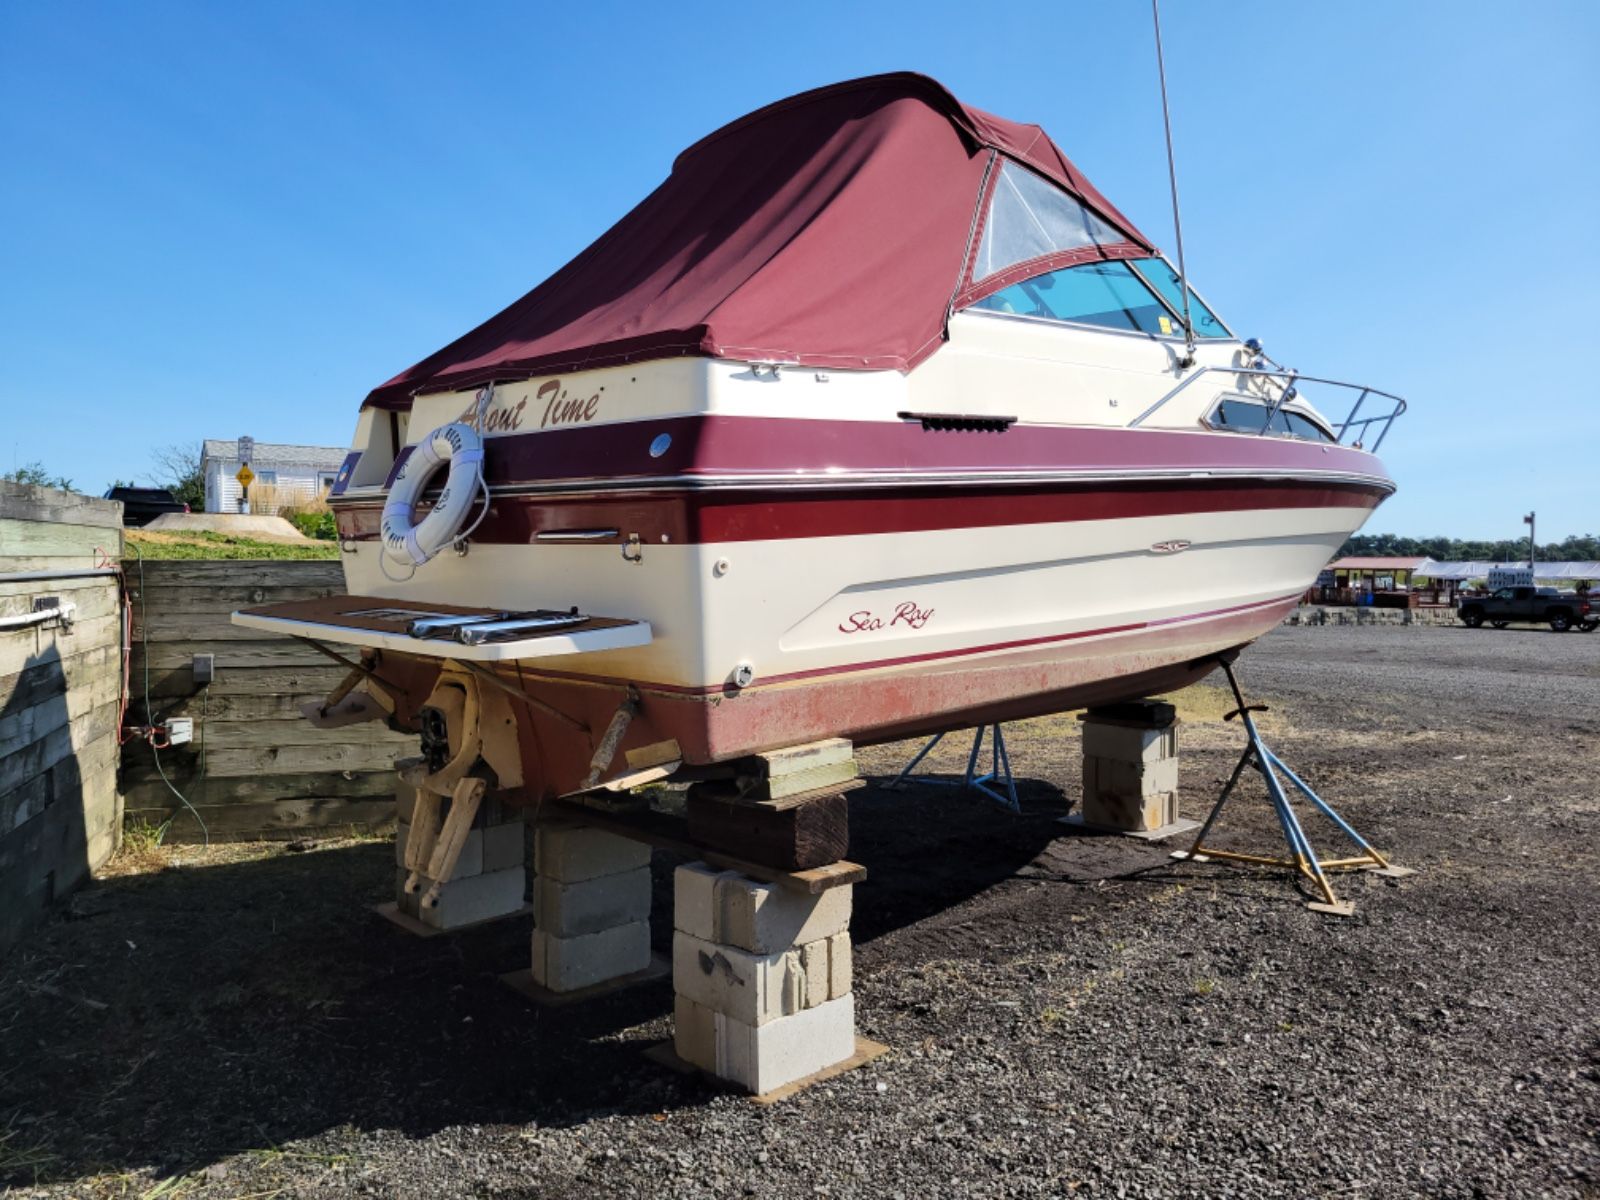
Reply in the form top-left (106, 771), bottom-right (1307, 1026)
top-left (672, 861), bottom-right (855, 1094)
top-left (1079, 703), bottom-right (1180, 833)
top-left (530, 823), bottom-right (653, 992)
top-left (395, 778), bottom-right (528, 930)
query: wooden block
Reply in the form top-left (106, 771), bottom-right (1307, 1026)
top-left (687, 787), bottom-right (848, 871)
top-left (734, 740), bottom-right (859, 800)
top-left (750, 738), bottom-right (854, 777)
top-left (745, 759), bottom-right (860, 801)
top-left (1079, 700), bottom-right (1177, 728)
top-left (373, 897), bottom-right (532, 939)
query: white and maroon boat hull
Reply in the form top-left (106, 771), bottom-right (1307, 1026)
top-left (317, 379), bottom-right (1390, 798)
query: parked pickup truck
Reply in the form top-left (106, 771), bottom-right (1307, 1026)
top-left (1458, 586), bottom-right (1595, 632)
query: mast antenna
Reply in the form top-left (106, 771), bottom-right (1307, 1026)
top-left (1151, 0), bottom-right (1196, 365)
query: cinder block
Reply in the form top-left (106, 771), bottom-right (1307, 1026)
top-left (674, 992), bottom-right (856, 1094)
top-left (799, 931), bottom-right (852, 1008)
top-left (410, 866), bottom-right (526, 930)
top-left (482, 820), bottom-right (526, 873)
top-left (674, 862), bottom-right (851, 953)
top-left (531, 920), bottom-right (651, 992)
top-left (535, 825), bottom-right (651, 884)
top-left (395, 820), bottom-right (484, 877)
top-left (1086, 753), bottom-right (1178, 798)
top-left (672, 931), bottom-right (808, 1026)
top-left (534, 866), bottom-right (651, 937)
top-left (1082, 788), bottom-right (1175, 832)
top-left (1081, 721), bottom-right (1176, 765)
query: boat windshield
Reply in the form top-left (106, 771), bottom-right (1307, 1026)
top-left (1127, 258), bottom-right (1230, 339)
top-left (970, 261), bottom-right (1178, 336)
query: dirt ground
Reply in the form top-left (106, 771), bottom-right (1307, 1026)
top-left (2, 624), bottom-right (1597, 1199)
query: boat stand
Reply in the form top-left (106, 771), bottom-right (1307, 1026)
top-left (888, 724), bottom-right (1019, 812)
top-left (1170, 658), bottom-right (1414, 916)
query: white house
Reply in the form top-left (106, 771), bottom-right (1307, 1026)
top-left (201, 437), bottom-right (348, 513)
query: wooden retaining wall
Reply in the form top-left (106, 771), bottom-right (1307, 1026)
top-left (0, 482), bottom-right (125, 952)
top-left (122, 559), bottom-right (413, 841)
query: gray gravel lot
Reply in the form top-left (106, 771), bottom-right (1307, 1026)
top-left (2, 623), bottom-right (1596, 1198)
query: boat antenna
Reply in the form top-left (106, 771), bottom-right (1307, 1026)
top-left (1151, 0), bottom-right (1196, 366)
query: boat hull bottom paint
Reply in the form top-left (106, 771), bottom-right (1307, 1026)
top-left (373, 595), bottom-right (1289, 801)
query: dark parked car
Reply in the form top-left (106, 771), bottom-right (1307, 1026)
top-left (1458, 586), bottom-right (1593, 632)
top-left (103, 485), bottom-right (186, 527)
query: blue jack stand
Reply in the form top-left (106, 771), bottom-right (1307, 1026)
top-left (1170, 658), bottom-right (1414, 916)
top-left (888, 724), bottom-right (1020, 812)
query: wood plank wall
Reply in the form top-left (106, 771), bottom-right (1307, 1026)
top-left (122, 559), bottom-right (414, 842)
top-left (0, 481), bottom-right (125, 952)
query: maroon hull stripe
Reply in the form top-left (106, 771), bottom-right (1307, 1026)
top-left (361, 414), bottom-right (1390, 492)
top-left (336, 477), bottom-right (1385, 545)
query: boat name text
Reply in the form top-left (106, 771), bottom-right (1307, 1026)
top-left (459, 395), bottom-right (528, 433)
top-left (454, 378), bottom-right (602, 432)
top-left (537, 379), bottom-right (601, 428)
top-left (839, 601), bottom-right (934, 634)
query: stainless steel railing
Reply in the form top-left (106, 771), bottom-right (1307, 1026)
top-left (1128, 365), bottom-right (1407, 452)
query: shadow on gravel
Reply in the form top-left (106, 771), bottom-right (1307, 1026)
top-left (0, 769), bottom-right (1109, 1188)
top-left (0, 841), bottom-right (697, 1187)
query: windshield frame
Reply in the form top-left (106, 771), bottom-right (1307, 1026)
top-left (1126, 256), bottom-right (1235, 341)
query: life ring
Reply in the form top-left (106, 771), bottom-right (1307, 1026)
top-left (380, 423), bottom-right (485, 566)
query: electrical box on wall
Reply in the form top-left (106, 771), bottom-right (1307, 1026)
top-left (164, 718), bottom-right (194, 746)
top-left (192, 653), bottom-right (214, 684)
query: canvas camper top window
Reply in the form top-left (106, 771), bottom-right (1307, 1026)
top-left (973, 160), bottom-right (1127, 282)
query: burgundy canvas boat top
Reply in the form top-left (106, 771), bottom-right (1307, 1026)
top-left (364, 72), bottom-right (1154, 411)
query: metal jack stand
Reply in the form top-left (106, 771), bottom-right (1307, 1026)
top-left (1170, 659), bottom-right (1414, 916)
top-left (889, 724), bottom-right (1019, 812)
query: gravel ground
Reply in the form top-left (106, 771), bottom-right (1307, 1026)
top-left (2, 624), bottom-right (1597, 1199)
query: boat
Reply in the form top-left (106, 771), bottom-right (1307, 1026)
top-left (234, 73), bottom-right (1404, 802)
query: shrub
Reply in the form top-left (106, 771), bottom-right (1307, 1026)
top-left (290, 510), bottom-right (338, 540)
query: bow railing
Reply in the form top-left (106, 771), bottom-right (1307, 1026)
top-left (1129, 365), bottom-right (1406, 452)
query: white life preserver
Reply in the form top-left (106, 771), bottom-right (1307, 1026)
top-left (380, 422), bottom-right (485, 566)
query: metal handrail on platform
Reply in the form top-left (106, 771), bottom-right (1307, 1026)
top-left (1129, 365), bottom-right (1407, 452)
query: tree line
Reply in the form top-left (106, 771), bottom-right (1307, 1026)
top-left (3, 443), bottom-right (204, 509)
top-left (1336, 533), bottom-right (1600, 562)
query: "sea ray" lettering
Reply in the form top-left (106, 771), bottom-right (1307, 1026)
top-left (838, 600), bottom-right (934, 634)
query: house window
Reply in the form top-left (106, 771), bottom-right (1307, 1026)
top-left (318, 472), bottom-right (336, 494)
top-left (254, 470), bottom-right (278, 485)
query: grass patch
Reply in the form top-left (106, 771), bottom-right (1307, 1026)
top-left (126, 530), bottom-right (338, 560)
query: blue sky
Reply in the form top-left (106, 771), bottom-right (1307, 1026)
top-left (3, 1), bottom-right (1595, 539)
